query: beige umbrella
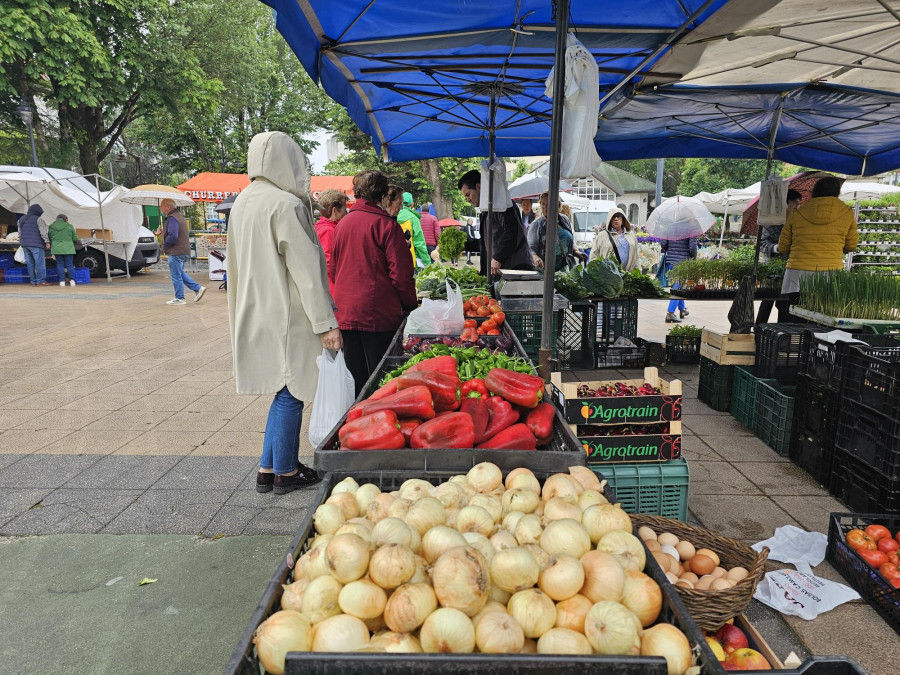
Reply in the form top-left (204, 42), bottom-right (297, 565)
top-left (119, 184), bottom-right (195, 207)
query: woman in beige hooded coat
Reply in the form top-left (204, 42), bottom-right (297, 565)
top-left (589, 207), bottom-right (639, 272)
top-left (228, 132), bottom-right (342, 494)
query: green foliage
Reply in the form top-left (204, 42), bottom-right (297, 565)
top-left (438, 226), bottom-right (467, 261)
top-left (607, 158), bottom-right (685, 198)
top-left (416, 263), bottom-right (486, 289)
top-left (677, 158), bottom-right (781, 197)
top-left (512, 160), bottom-right (532, 181)
top-left (799, 271), bottom-right (900, 321)
top-left (668, 257), bottom-right (785, 290)
top-left (620, 269), bottom-right (668, 298)
top-left (555, 259), bottom-right (623, 300)
top-left (667, 324), bottom-right (703, 337)
top-left (728, 244), bottom-right (756, 264)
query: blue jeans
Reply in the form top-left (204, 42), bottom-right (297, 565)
top-left (168, 254), bottom-right (201, 299)
top-left (56, 254), bottom-right (76, 282)
top-left (666, 263), bottom-right (686, 313)
top-left (262, 387), bottom-right (304, 474)
top-left (23, 246), bottom-right (46, 284)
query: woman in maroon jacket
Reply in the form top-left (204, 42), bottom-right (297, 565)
top-left (329, 170), bottom-right (418, 395)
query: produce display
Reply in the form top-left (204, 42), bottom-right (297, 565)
top-left (620, 269), bottom-right (668, 299)
top-left (252, 464), bottom-right (696, 675)
top-left (401, 335), bottom-right (516, 355)
top-left (637, 527), bottom-right (750, 593)
top-left (437, 226), bottom-right (468, 263)
top-left (384, 346), bottom-right (535, 383)
top-left (554, 258), bottom-right (624, 301)
top-left (798, 270), bottom-right (900, 321)
top-left (666, 325), bottom-right (703, 338)
top-left (415, 263), bottom-right (487, 299)
top-left (577, 381), bottom-right (662, 398)
top-left (704, 623), bottom-right (773, 670)
top-left (844, 524), bottom-right (900, 589)
top-left (667, 258), bottom-right (784, 293)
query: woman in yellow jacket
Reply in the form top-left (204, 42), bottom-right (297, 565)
top-left (776, 176), bottom-right (858, 298)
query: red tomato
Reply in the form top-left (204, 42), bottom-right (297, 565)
top-left (481, 319), bottom-right (497, 331)
top-left (464, 319), bottom-right (477, 328)
top-left (488, 304), bottom-right (502, 314)
top-left (846, 529), bottom-right (877, 551)
top-left (487, 329), bottom-right (500, 335)
top-left (895, 530), bottom-right (900, 546)
top-left (476, 306), bottom-right (491, 317)
top-left (877, 537), bottom-right (899, 554)
top-left (865, 524), bottom-right (891, 542)
top-left (890, 552), bottom-right (900, 565)
top-left (858, 548), bottom-right (888, 568)
top-left (491, 311), bottom-right (505, 325)
top-left (880, 561), bottom-right (900, 582)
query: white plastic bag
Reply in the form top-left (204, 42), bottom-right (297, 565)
top-left (308, 348), bottom-right (355, 448)
top-left (403, 280), bottom-right (465, 337)
top-left (753, 562), bottom-right (860, 620)
top-left (752, 525), bottom-right (828, 567)
top-left (14, 247), bottom-right (25, 264)
top-left (758, 177), bottom-right (789, 226)
top-left (478, 159), bottom-right (513, 212)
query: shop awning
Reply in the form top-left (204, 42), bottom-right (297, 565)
top-left (311, 176), bottom-right (355, 201)
top-left (176, 172), bottom-right (355, 202)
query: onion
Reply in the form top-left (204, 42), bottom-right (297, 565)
top-left (372, 517), bottom-right (413, 548)
top-left (434, 481), bottom-right (465, 508)
top-left (405, 497), bottom-right (445, 536)
top-left (325, 534), bottom-right (370, 583)
top-left (369, 631), bottom-right (423, 653)
top-left (542, 474), bottom-right (579, 503)
top-left (468, 494), bottom-right (502, 523)
top-left (313, 503), bottom-right (344, 535)
top-left (514, 514), bottom-right (543, 545)
top-left (364, 614), bottom-right (386, 633)
top-left (432, 546), bottom-right (489, 616)
top-left (422, 525), bottom-right (467, 564)
top-left (467, 462), bottom-right (503, 493)
top-left (388, 497), bottom-right (412, 520)
top-left (410, 554), bottom-right (430, 584)
top-left (523, 543), bottom-right (552, 569)
top-left (506, 470), bottom-right (541, 494)
top-left (568, 466), bottom-right (602, 492)
top-left (456, 505), bottom-right (494, 536)
top-left (281, 578), bottom-right (309, 612)
top-left (580, 551), bottom-right (625, 603)
top-left (520, 638), bottom-right (538, 654)
top-left (537, 627), bottom-right (593, 655)
top-left (462, 532), bottom-right (495, 562)
top-left (622, 570), bottom-right (662, 627)
top-left (538, 555), bottom-right (584, 601)
top-left (332, 476), bottom-right (359, 495)
top-left (489, 530), bottom-right (519, 552)
top-left (490, 547), bottom-right (540, 593)
top-left (501, 488), bottom-right (540, 515)
top-left (368, 543), bottom-right (417, 589)
top-left (444, 507), bottom-right (460, 527)
top-left (420, 607), bottom-right (476, 653)
top-left (475, 610), bottom-right (525, 653)
top-left (543, 497), bottom-right (583, 523)
top-left (354, 483), bottom-right (381, 513)
top-left (471, 599), bottom-right (509, 627)
top-left (507, 588), bottom-right (556, 638)
top-left (449, 474), bottom-right (468, 486)
top-left (399, 478), bottom-right (434, 501)
top-left (578, 489), bottom-right (608, 510)
top-left (338, 578), bottom-right (387, 619)
top-left (253, 610), bottom-right (311, 675)
top-left (581, 504), bottom-right (632, 544)
top-left (326, 492), bottom-right (359, 520)
top-left (383, 582), bottom-right (438, 633)
top-left (311, 614), bottom-right (369, 652)
top-left (502, 510), bottom-right (526, 533)
top-left (408, 525), bottom-right (422, 554)
top-left (555, 593), bottom-right (592, 633)
top-left (489, 585), bottom-right (512, 604)
top-left (300, 575), bottom-right (342, 624)
top-left (335, 522), bottom-right (374, 547)
top-left (299, 545), bottom-right (331, 580)
top-left (584, 601), bottom-right (640, 655)
top-left (309, 533), bottom-right (332, 551)
top-left (641, 624), bottom-right (693, 675)
top-left (366, 493), bottom-right (395, 522)
top-left (597, 530), bottom-right (646, 573)
top-left (540, 519), bottom-right (591, 559)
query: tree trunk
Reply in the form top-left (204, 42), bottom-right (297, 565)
top-left (419, 158), bottom-right (452, 219)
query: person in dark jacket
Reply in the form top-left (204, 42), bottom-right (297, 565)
top-left (48, 214), bottom-right (79, 286)
top-left (661, 236), bottom-right (698, 323)
top-left (329, 170), bottom-right (418, 395)
top-left (457, 170), bottom-right (533, 279)
top-left (17, 203), bottom-right (51, 286)
top-left (161, 198), bottom-right (206, 306)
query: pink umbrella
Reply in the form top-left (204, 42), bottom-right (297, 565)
top-left (438, 218), bottom-right (461, 227)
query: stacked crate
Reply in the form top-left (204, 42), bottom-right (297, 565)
top-left (594, 298), bottom-right (645, 368)
top-left (698, 330), bottom-right (755, 412)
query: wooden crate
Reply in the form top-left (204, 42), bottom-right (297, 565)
top-left (701, 330), bottom-right (755, 365)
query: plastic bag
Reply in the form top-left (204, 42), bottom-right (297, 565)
top-left (403, 279), bottom-right (465, 337)
top-left (308, 348), bottom-right (355, 448)
top-left (14, 247), bottom-right (25, 264)
top-left (752, 525), bottom-right (828, 567)
top-left (758, 177), bottom-right (789, 226)
top-left (753, 562), bottom-right (860, 620)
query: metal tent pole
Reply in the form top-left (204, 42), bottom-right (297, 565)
top-left (94, 174), bottom-right (113, 283)
top-left (719, 204), bottom-right (730, 248)
top-left (486, 94), bottom-right (496, 290)
top-left (538, 0), bottom-right (569, 380)
top-left (751, 96), bottom-right (786, 285)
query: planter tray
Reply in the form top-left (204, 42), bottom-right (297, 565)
top-left (572, 422), bottom-right (682, 463)
top-left (669, 288), bottom-right (782, 300)
top-left (701, 330), bottom-right (756, 365)
top-left (790, 307), bottom-right (900, 334)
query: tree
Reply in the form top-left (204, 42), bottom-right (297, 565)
top-left (677, 158), bottom-right (781, 196)
top-left (607, 158), bottom-right (685, 198)
top-left (512, 159), bottom-right (532, 181)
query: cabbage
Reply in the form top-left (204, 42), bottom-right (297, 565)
top-left (581, 259), bottom-right (623, 298)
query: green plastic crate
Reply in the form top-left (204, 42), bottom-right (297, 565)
top-left (698, 356), bottom-right (734, 412)
top-left (754, 379), bottom-right (796, 456)
top-left (505, 310), bottom-right (561, 360)
top-left (589, 459), bottom-right (690, 521)
top-left (731, 365), bottom-right (772, 430)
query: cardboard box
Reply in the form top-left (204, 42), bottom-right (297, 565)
top-left (576, 422), bottom-right (682, 463)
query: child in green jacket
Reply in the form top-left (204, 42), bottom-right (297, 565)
top-left (48, 214), bottom-right (79, 286)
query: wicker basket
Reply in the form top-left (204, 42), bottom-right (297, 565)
top-left (631, 513), bottom-right (769, 632)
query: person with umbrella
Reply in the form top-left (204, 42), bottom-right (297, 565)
top-left (661, 236), bottom-right (697, 323)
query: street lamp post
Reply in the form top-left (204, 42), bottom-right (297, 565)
top-left (15, 98), bottom-right (39, 167)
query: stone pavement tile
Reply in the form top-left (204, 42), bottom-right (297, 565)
top-left (683, 414), bottom-right (753, 436)
top-left (0, 453), bottom-right (26, 471)
top-left (121, 370), bottom-right (182, 386)
top-left (205, 381), bottom-right (243, 396)
top-left (83, 410), bottom-right (174, 432)
top-left (177, 369), bottom-right (234, 383)
top-left (0, 409), bottom-right (45, 429)
top-left (60, 392), bottom-right (143, 411)
top-left (689, 461), bottom-right (763, 495)
top-left (681, 397), bottom-right (731, 416)
top-left (701, 434), bottom-right (791, 463)
top-left (0, 429), bottom-right (74, 454)
top-left (114, 430), bottom-right (212, 456)
top-left (152, 455), bottom-right (257, 491)
top-left (62, 455), bottom-right (183, 490)
top-left (71, 370), bottom-right (134, 383)
top-left (63, 357), bottom-right (124, 370)
top-left (735, 461), bottom-right (830, 497)
top-left (0, 454), bottom-right (103, 489)
top-left (243, 505), bottom-right (315, 536)
top-left (0, 489), bottom-right (52, 528)
top-left (679, 435), bottom-right (724, 462)
top-left (17, 409), bottom-right (112, 430)
top-left (37, 429), bottom-right (145, 455)
top-left (183, 395), bottom-right (258, 413)
top-left (47, 379), bottom-right (111, 396)
top-left (1, 392), bottom-right (89, 410)
top-left (0, 394), bottom-right (27, 407)
top-left (121, 393), bottom-right (201, 412)
top-left (771, 495), bottom-right (849, 533)
top-left (192, 431), bottom-right (264, 457)
top-left (218, 409), bottom-right (268, 433)
top-left (151, 380), bottom-right (221, 396)
top-left (689, 494), bottom-right (800, 541)
top-left (97, 380), bottom-right (166, 396)
top-left (200, 505), bottom-right (259, 536)
top-left (0, 381), bottom-right (49, 396)
top-left (0, 488), bottom-right (143, 535)
top-left (154, 410), bottom-right (234, 432)
top-left (100, 489), bottom-right (227, 535)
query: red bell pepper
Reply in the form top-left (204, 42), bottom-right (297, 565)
top-left (410, 412), bottom-right (475, 449)
top-left (409, 355), bottom-right (458, 377)
top-left (460, 378), bottom-right (489, 399)
top-left (460, 396), bottom-right (490, 443)
top-left (482, 396), bottom-right (519, 441)
top-left (525, 403), bottom-right (556, 445)
top-left (476, 423), bottom-right (537, 450)
top-left (396, 370), bottom-right (460, 411)
top-left (346, 403), bottom-right (366, 422)
top-left (484, 368), bottom-right (544, 408)
top-left (339, 410), bottom-right (406, 450)
top-left (398, 418), bottom-right (421, 445)
top-left (368, 378), bottom-right (400, 402)
top-left (361, 385), bottom-right (435, 420)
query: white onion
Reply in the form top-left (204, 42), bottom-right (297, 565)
top-left (311, 614), bottom-right (369, 652)
top-left (410, 554), bottom-right (430, 584)
top-left (501, 488), bottom-right (540, 515)
top-left (449, 474), bottom-right (468, 486)
top-left (502, 510), bottom-right (526, 533)
top-left (399, 478), bottom-right (434, 501)
top-left (537, 627), bottom-right (593, 655)
top-left (309, 533), bottom-right (332, 551)
top-left (354, 483), bottom-right (381, 513)
top-left (434, 481), bottom-right (465, 508)
top-left (253, 610), bottom-right (311, 675)
top-left (622, 570), bottom-right (662, 627)
top-left (325, 533), bottom-right (370, 583)
top-left (444, 507), bottom-right (460, 527)
top-left (467, 462), bottom-right (503, 493)
top-left (313, 503), bottom-right (345, 535)
top-left (490, 547), bottom-right (540, 593)
top-left (490, 530), bottom-right (519, 552)
top-left (280, 578), bottom-right (309, 612)
top-left (543, 497), bottom-right (583, 523)
top-left (368, 543), bottom-right (417, 589)
top-left (468, 494), bottom-right (502, 523)
top-left (541, 474), bottom-right (579, 503)
top-left (507, 588), bottom-right (556, 638)
top-left (332, 476), bottom-right (360, 495)
top-left (520, 638), bottom-right (538, 654)
top-left (422, 525), bottom-right (467, 564)
top-left (300, 574), bottom-right (342, 624)
top-left (568, 466), bottom-right (602, 492)
top-left (431, 546), bottom-right (489, 616)
top-left (408, 525), bottom-right (422, 555)
top-left (462, 532), bottom-right (495, 562)
top-left (372, 517), bottom-right (413, 548)
top-left (299, 545), bottom-right (331, 580)
top-left (578, 489), bottom-right (608, 510)
top-left (326, 492), bottom-right (359, 520)
top-left (471, 599), bottom-right (509, 627)
top-left (580, 551), bottom-right (626, 603)
top-left (383, 582), bottom-right (438, 633)
top-left (581, 504), bottom-right (632, 544)
top-left (388, 497), bottom-right (412, 520)
top-left (364, 614), bottom-right (386, 634)
top-left (366, 493), bottom-right (395, 522)
top-left (538, 554), bottom-right (584, 601)
top-left (584, 601), bottom-right (640, 655)
top-left (555, 593), bottom-right (593, 633)
top-left (334, 522), bottom-right (374, 547)
top-left (420, 607), bottom-right (476, 653)
top-left (523, 543), bottom-right (552, 570)
top-left (338, 578), bottom-right (387, 619)
top-left (368, 631), bottom-right (423, 653)
top-left (540, 519), bottom-right (591, 559)
top-left (405, 497), bottom-right (445, 536)
top-left (456, 505), bottom-right (494, 536)
top-left (489, 584), bottom-right (512, 604)
top-left (505, 470), bottom-right (541, 494)
top-left (475, 609), bottom-right (525, 653)
top-left (597, 530), bottom-right (647, 573)
top-left (513, 514), bottom-right (543, 545)
top-left (641, 623), bottom-right (693, 675)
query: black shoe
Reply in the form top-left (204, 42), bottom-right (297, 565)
top-left (273, 463), bottom-right (321, 494)
top-left (256, 471), bottom-right (274, 493)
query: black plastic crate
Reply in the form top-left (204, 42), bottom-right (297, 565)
top-left (829, 448), bottom-right (900, 514)
top-left (794, 373), bottom-right (839, 437)
top-left (841, 343), bottom-right (900, 419)
top-left (505, 310), bottom-right (563, 361)
top-left (789, 427), bottom-right (835, 486)
top-left (666, 335), bottom-right (701, 364)
top-left (754, 323), bottom-right (808, 386)
top-left (826, 512), bottom-right (900, 634)
top-left (595, 297), bottom-right (638, 347)
top-left (596, 338), bottom-right (649, 369)
top-left (697, 357), bottom-right (734, 412)
top-left (835, 399), bottom-right (900, 482)
top-left (799, 330), bottom-right (899, 391)
top-left (754, 379), bottom-right (795, 456)
top-left (556, 301), bottom-right (596, 370)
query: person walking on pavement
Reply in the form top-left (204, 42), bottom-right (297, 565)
top-left (661, 236), bottom-right (698, 323)
top-left (756, 189), bottom-right (801, 324)
top-left (17, 204), bottom-right (51, 286)
top-left (161, 198), bottom-right (206, 306)
top-left (48, 214), bottom-right (79, 286)
top-left (419, 202), bottom-right (441, 259)
top-left (397, 193), bottom-right (430, 269)
top-left (228, 131), bottom-right (341, 494)
top-left (314, 189), bottom-right (349, 299)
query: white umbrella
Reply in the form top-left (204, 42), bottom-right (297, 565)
top-left (0, 172), bottom-right (51, 211)
top-left (645, 196), bottom-right (717, 240)
top-left (840, 182), bottom-right (900, 202)
top-left (119, 184), bottom-right (195, 207)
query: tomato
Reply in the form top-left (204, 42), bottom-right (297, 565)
top-left (865, 524), bottom-right (891, 542)
top-left (890, 552), bottom-right (900, 565)
top-left (487, 329), bottom-right (500, 335)
top-left (491, 311), bottom-right (505, 325)
top-left (488, 304), bottom-right (502, 314)
top-left (846, 529), bottom-right (877, 551)
top-left (464, 319), bottom-right (477, 328)
top-left (895, 530), bottom-right (900, 546)
top-left (476, 306), bottom-right (491, 317)
top-left (858, 548), bottom-right (888, 568)
top-left (877, 537), bottom-right (899, 554)
top-left (481, 319), bottom-right (497, 331)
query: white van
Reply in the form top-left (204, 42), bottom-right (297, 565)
top-left (571, 199), bottom-right (617, 252)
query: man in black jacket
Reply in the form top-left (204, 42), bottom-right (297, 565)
top-left (457, 170), bottom-right (533, 278)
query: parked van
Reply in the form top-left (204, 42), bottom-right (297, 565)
top-left (571, 199), bottom-right (617, 252)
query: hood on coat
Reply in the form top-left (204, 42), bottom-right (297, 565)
top-left (606, 207), bottom-right (632, 232)
top-left (26, 204), bottom-right (43, 217)
top-left (247, 131), bottom-right (311, 201)
top-left (793, 196), bottom-right (852, 226)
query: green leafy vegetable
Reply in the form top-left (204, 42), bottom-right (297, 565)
top-left (667, 324), bottom-right (703, 337)
top-left (620, 269), bottom-right (668, 298)
top-left (438, 227), bottom-right (467, 262)
top-left (798, 271), bottom-right (900, 321)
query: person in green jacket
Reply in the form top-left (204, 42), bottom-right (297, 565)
top-left (397, 192), bottom-right (430, 269)
top-left (48, 214), bottom-right (79, 286)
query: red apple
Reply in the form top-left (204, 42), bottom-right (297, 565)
top-left (722, 663), bottom-right (740, 671)
top-left (726, 648), bottom-right (772, 670)
top-left (878, 537), bottom-right (899, 554)
top-left (715, 624), bottom-right (749, 654)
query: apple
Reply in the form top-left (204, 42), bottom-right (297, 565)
top-left (706, 636), bottom-right (726, 661)
top-left (715, 624), bottom-right (749, 654)
top-left (722, 663), bottom-right (740, 671)
top-left (726, 648), bottom-right (772, 670)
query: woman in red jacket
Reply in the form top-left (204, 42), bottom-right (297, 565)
top-left (329, 170), bottom-right (418, 395)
